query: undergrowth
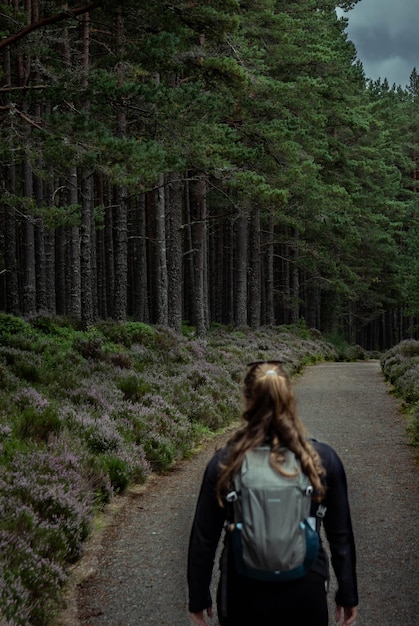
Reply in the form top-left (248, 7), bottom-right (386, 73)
top-left (0, 313), bottom-right (339, 624)
top-left (381, 339), bottom-right (419, 450)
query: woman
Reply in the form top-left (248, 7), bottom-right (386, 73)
top-left (187, 361), bottom-right (358, 626)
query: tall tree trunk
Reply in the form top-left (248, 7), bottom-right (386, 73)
top-left (44, 175), bottom-right (56, 315)
top-left (80, 12), bottom-right (94, 328)
top-left (33, 172), bottom-right (47, 312)
top-left (264, 212), bottom-right (275, 325)
top-left (68, 175), bottom-right (81, 316)
top-left (282, 240), bottom-right (291, 324)
top-left (20, 0), bottom-right (36, 316)
top-left (104, 180), bottom-right (114, 318)
top-left (290, 229), bottom-right (300, 324)
top-left (2, 9), bottom-right (19, 314)
top-left (31, 0), bottom-right (47, 315)
top-left (2, 34), bottom-right (14, 310)
top-left (95, 174), bottom-right (107, 318)
top-left (209, 214), bottom-right (224, 323)
top-left (113, 182), bottom-right (128, 321)
top-left (113, 9), bottom-right (128, 322)
top-left (55, 227), bottom-right (66, 314)
top-left (306, 286), bottom-right (320, 331)
top-left (189, 174), bottom-right (207, 336)
top-left (154, 173), bottom-right (168, 325)
top-left (226, 218), bottom-right (235, 325)
top-left (166, 172), bottom-right (183, 333)
top-left (22, 159), bottom-right (36, 316)
top-left (248, 206), bottom-right (261, 329)
top-left (4, 151), bottom-right (19, 315)
top-left (62, 14), bottom-right (81, 316)
top-left (235, 207), bottom-right (248, 327)
top-left (130, 193), bottom-right (149, 322)
top-left (80, 174), bottom-right (94, 327)
top-left (183, 178), bottom-right (194, 325)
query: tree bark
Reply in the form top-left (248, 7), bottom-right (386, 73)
top-left (183, 178), bottom-right (194, 325)
top-left (130, 193), bottom-right (149, 322)
top-left (189, 174), bottom-right (207, 336)
top-left (104, 180), bottom-right (115, 318)
top-left (80, 12), bottom-right (94, 328)
top-left (166, 172), bottom-right (183, 333)
top-left (113, 182), bottom-right (128, 322)
top-left (154, 173), bottom-right (169, 326)
top-left (4, 169), bottom-right (20, 315)
top-left (0, 1), bottom-right (100, 51)
top-left (264, 212), bottom-right (275, 325)
top-left (22, 159), bottom-right (36, 316)
top-left (80, 174), bottom-right (94, 327)
top-left (113, 10), bottom-right (128, 322)
top-left (248, 206), bottom-right (261, 329)
top-left (290, 251), bottom-right (300, 324)
top-left (62, 19), bottom-right (81, 317)
top-left (68, 169), bottom-right (82, 317)
top-left (44, 177), bottom-right (56, 315)
top-left (235, 207), bottom-right (248, 327)
top-left (33, 172), bottom-right (48, 313)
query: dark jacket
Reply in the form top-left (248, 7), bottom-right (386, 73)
top-left (187, 440), bottom-right (358, 616)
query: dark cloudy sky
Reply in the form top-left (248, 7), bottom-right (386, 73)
top-left (336, 0), bottom-right (419, 88)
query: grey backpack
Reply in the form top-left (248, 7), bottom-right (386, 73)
top-left (226, 446), bottom-right (320, 582)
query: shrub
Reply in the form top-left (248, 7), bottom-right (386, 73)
top-left (345, 344), bottom-right (368, 361)
top-left (85, 415), bottom-right (124, 454)
top-left (30, 315), bottom-right (82, 333)
top-left (396, 363), bottom-right (419, 403)
top-left (143, 434), bottom-right (176, 472)
top-left (107, 351), bottom-right (132, 368)
top-left (397, 339), bottom-right (419, 358)
top-left (96, 321), bottom-right (156, 347)
top-left (29, 315), bottom-right (61, 335)
top-left (102, 455), bottom-right (131, 493)
top-left (0, 450), bottom-right (93, 624)
top-left (79, 454), bottom-right (113, 507)
top-left (73, 332), bottom-right (104, 360)
top-left (408, 404), bottom-right (419, 447)
top-left (1, 348), bottom-right (42, 383)
top-left (0, 314), bottom-right (32, 344)
top-left (15, 387), bottom-right (49, 411)
top-left (381, 341), bottom-right (419, 447)
top-left (118, 374), bottom-right (152, 401)
top-left (0, 318), bottom-right (340, 622)
top-left (97, 442), bottom-right (149, 493)
top-left (0, 531), bottom-right (66, 626)
top-left (0, 359), bottom-right (19, 390)
top-left (14, 405), bottom-right (62, 443)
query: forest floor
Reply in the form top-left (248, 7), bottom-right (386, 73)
top-left (52, 361), bottom-right (419, 626)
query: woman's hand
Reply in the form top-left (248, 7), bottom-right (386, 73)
top-left (335, 604), bottom-right (358, 625)
top-left (190, 606), bottom-right (213, 625)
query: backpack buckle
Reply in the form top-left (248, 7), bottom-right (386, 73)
top-left (226, 490), bottom-right (238, 503)
top-left (316, 504), bottom-right (327, 519)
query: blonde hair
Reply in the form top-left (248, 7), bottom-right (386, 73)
top-left (216, 362), bottom-right (326, 505)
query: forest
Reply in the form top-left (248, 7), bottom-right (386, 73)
top-left (1, 0), bottom-right (418, 350)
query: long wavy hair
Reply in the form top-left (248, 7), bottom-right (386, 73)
top-left (216, 362), bottom-right (326, 505)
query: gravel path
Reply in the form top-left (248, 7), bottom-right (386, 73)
top-left (55, 361), bottom-right (419, 626)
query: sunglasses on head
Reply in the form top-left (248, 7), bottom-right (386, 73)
top-left (246, 360), bottom-right (284, 368)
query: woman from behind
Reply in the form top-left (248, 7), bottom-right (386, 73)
top-left (188, 361), bottom-right (358, 626)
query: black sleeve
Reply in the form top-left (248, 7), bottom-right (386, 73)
top-left (187, 451), bottom-right (227, 614)
top-left (314, 442), bottom-right (359, 608)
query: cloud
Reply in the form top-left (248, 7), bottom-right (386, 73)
top-left (337, 0), bottom-right (418, 87)
top-left (365, 57), bottom-right (413, 88)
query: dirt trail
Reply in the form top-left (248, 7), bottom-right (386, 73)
top-left (56, 361), bottom-right (419, 626)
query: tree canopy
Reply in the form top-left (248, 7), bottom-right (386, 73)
top-left (0, 0), bottom-right (418, 348)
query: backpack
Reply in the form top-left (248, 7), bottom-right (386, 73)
top-left (225, 446), bottom-right (320, 582)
